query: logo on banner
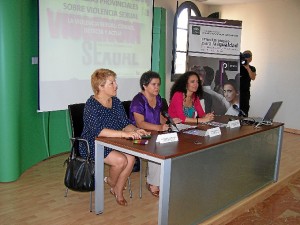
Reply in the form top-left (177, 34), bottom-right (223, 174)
top-left (223, 61), bottom-right (238, 71)
top-left (192, 26), bottom-right (200, 35)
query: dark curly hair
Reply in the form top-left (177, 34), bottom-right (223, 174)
top-left (170, 71), bottom-right (203, 101)
top-left (140, 71), bottom-right (161, 90)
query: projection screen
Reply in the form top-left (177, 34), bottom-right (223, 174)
top-left (39, 0), bottom-right (153, 112)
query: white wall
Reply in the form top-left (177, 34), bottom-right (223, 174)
top-left (155, 0), bottom-right (300, 130)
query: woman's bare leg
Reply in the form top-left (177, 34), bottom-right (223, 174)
top-left (104, 151), bottom-right (135, 202)
top-left (104, 151), bottom-right (128, 188)
top-left (113, 153), bottom-right (135, 197)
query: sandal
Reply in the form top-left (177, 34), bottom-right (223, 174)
top-left (105, 177), bottom-right (127, 206)
top-left (146, 182), bottom-right (159, 198)
top-left (104, 177), bottom-right (115, 196)
top-left (114, 194), bottom-right (128, 206)
top-left (104, 176), bottom-right (127, 191)
top-left (104, 176), bottom-right (109, 184)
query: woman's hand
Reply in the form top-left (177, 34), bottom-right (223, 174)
top-left (121, 130), bottom-right (142, 139)
top-left (202, 113), bottom-right (215, 122)
top-left (173, 118), bottom-right (182, 124)
top-left (159, 124), bottom-right (169, 132)
top-left (121, 128), bottom-right (151, 140)
top-left (135, 128), bottom-right (151, 136)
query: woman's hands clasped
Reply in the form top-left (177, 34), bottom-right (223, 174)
top-left (202, 113), bottom-right (215, 123)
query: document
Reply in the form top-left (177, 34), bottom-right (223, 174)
top-left (171, 123), bottom-right (197, 132)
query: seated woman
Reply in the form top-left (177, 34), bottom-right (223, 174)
top-left (168, 71), bottom-right (215, 123)
top-left (223, 79), bottom-right (240, 116)
top-left (79, 68), bottom-right (149, 206)
top-left (129, 71), bottom-right (180, 197)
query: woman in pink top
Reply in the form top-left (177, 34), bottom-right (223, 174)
top-left (168, 71), bottom-right (214, 123)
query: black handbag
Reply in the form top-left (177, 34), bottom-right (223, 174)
top-left (64, 141), bottom-right (95, 192)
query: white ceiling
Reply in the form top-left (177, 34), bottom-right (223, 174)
top-left (198, 0), bottom-right (271, 5)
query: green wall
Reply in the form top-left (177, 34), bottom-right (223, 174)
top-left (152, 8), bottom-right (166, 97)
top-left (0, 1), bottom-right (71, 182)
top-left (0, 1), bottom-right (166, 182)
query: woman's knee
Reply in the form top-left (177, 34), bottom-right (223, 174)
top-left (105, 151), bottom-right (127, 169)
top-left (126, 155), bottom-right (135, 167)
top-left (113, 153), bottom-right (128, 169)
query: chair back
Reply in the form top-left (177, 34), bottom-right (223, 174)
top-left (161, 98), bottom-right (168, 112)
top-left (68, 103), bottom-right (85, 138)
top-left (122, 100), bottom-right (131, 118)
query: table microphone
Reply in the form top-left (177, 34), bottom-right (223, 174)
top-left (233, 104), bottom-right (247, 117)
top-left (162, 111), bottom-right (179, 131)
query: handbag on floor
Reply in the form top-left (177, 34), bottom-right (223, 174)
top-left (64, 141), bottom-right (95, 192)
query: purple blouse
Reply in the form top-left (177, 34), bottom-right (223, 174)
top-left (129, 92), bottom-right (162, 125)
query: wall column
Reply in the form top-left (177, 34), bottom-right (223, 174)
top-left (152, 7), bottom-right (166, 98)
top-left (0, 0), bottom-right (23, 181)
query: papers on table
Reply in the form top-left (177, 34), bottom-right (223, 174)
top-left (200, 121), bottom-right (227, 128)
top-left (171, 123), bottom-right (197, 132)
top-left (183, 129), bottom-right (207, 137)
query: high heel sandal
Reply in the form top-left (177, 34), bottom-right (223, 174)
top-left (104, 177), bottom-right (115, 196)
top-left (104, 177), bottom-right (128, 206)
top-left (146, 182), bottom-right (159, 198)
top-left (104, 176), bottom-right (127, 191)
top-left (114, 194), bottom-right (128, 206)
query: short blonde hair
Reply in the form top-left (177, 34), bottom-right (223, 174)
top-left (91, 69), bottom-right (116, 94)
top-left (243, 50), bottom-right (252, 56)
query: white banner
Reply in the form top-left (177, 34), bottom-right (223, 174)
top-left (188, 17), bottom-right (242, 59)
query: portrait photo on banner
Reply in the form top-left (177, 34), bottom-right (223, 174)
top-left (187, 17), bottom-right (242, 116)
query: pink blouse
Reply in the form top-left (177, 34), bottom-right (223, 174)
top-left (168, 92), bottom-right (205, 123)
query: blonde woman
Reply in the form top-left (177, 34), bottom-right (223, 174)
top-left (80, 68), bottom-right (149, 206)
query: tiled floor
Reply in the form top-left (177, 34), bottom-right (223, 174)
top-left (226, 173), bottom-right (300, 225)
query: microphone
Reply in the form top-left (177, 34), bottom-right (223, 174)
top-left (232, 104), bottom-right (247, 117)
top-left (161, 111), bottom-right (179, 131)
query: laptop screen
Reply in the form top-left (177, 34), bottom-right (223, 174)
top-left (263, 101), bottom-right (283, 122)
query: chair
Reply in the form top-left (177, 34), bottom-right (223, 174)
top-left (161, 97), bottom-right (169, 113)
top-left (65, 103), bottom-right (133, 211)
top-left (65, 103), bottom-right (93, 211)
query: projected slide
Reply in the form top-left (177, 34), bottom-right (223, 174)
top-left (39, 0), bottom-right (153, 111)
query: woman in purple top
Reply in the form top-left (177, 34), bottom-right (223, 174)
top-left (129, 71), bottom-right (170, 197)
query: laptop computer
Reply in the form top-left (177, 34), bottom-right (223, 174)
top-left (247, 101), bottom-right (283, 123)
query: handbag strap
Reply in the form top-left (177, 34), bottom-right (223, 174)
top-left (69, 137), bottom-right (92, 161)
